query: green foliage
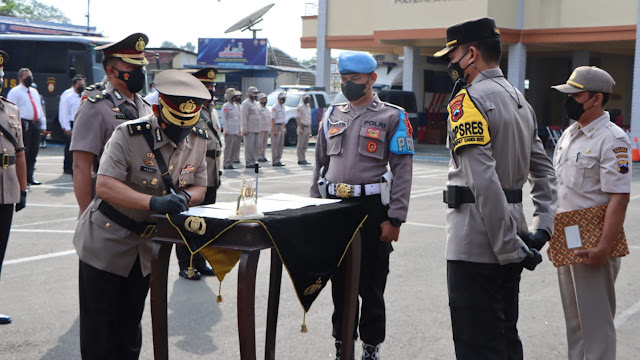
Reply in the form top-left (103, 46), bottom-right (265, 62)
top-left (161, 40), bottom-right (178, 48)
top-left (0, 0), bottom-right (70, 24)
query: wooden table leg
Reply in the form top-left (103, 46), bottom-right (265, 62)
top-left (150, 242), bottom-right (173, 360)
top-left (237, 250), bottom-right (260, 360)
top-left (341, 231), bottom-right (361, 360)
top-left (265, 248), bottom-right (282, 360)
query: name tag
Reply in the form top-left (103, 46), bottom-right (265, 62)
top-left (139, 165), bottom-right (157, 174)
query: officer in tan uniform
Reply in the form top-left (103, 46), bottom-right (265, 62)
top-left (71, 33), bottom-right (152, 215)
top-left (551, 66), bottom-right (630, 360)
top-left (435, 18), bottom-right (557, 359)
top-left (0, 50), bottom-right (27, 325)
top-left (73, 69), bottom-right (210, 359)
top-left (296, 93), bottom-right (312, 165)
top-left (311, 51), bottom-right (413, 360)
top-left (241, 86), bottom-right (261, 168)
top-left (257, 92), bottom-right (271, 162)
top-left (271, 92), bottom-right (287, 167)
top-left (222, 89), bottom-right (242, 169)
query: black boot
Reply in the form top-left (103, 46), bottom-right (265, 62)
top-left (361, 343), bottom-right (381, 360)
top-left (335, 339), bottom-right (355, 360)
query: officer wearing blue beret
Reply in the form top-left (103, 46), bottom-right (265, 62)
top-left (311, 51), bottom-right (413, 360)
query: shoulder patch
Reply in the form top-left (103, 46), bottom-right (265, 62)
top-left (390, 109), bottom-right (415, 155)
top-left (448, 89), bottom-right (491, 152)
top-left (191, 126), bottom-right (209, 139)
top-left (384, 102), bottom-right (405, 112)
top-left (88, 90), bottom-right (109, 103)
top-left (127, 121), bottom-right (152, 136)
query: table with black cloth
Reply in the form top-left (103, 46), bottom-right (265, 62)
top-left (151, 200), bottom-right (366, 360)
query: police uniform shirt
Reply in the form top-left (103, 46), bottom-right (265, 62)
top-left (199, 106), bottom-right (222, 188)
top-left (297, 103), bottom-right (312, 126)
top-left (259, 105), bottom-right (271, 132)
top-left (70, 82), bottom-right (151, 157)
top-left (0, 98), bottom-right (23, 204)
top-left (72, 114), bottom-right (208, 277)
top-left (272, 102), bottom-right (286, 124)
top-left (310, 94), bottom-right (413, 221)
top-left (445, 67), bottom-right (557, 265)
top-left (221, 102), bottom-right (240, 135)
top-left (554, 112), bottom-right (631, 213)
top-left (241, 98), bottom-right (261, 133)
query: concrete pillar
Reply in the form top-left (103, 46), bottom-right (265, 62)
top-left (630, 0), bottom-right (640, 142)
top-left (315, 0), bottom-right (331, 91)
top-left (507, 43), bottom-right (526, 93)
top-left (402, 46), bottom-right (421, 110)
top-left (572, 50), bottom-right (590, 68)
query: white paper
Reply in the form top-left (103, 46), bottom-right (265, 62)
top-left (564, 225), bottom-right (582, 249)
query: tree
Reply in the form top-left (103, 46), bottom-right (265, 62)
top-left (0, 0), bottom-right (70, 23)
top-left (181, 42), bottom-right (195, 53)
top-left (161, 40), bottom-right (178, 48)
top-left (300, 56), bottom-right (316, 68)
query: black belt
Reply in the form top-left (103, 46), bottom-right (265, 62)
top-left (1, 154), bottom-right (16, 169)
top-left (443, 185), bottom-right (522, 209)
top-left (97, 201), bottom-right (156, 237)
top-left (206, 149), bottom-right (221, 159)
top-left (301, 124), bottom-right (310, 127)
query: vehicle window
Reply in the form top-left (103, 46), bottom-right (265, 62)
top-left (0, 40), bottom-right (33, 71)
top-left (285, 94), bottom-right (301, 107)
top-left (316, 94), bottom-right (327, 108)
top-left (308, 95), bottom-right (316, 109)
top-left (266, 92), bottom-right (280, 106)
top-left (35, 42), bottom-right (66, 74)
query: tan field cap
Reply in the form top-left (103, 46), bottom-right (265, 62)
top-left (552, 66), bottom-right (615, 94)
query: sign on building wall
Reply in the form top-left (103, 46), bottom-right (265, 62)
top-left (197, 38), bottom-right (268, 66)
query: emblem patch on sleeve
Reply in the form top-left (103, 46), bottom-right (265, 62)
top-left (448, 89), bottom-right (491, 152)
top-left (618, 160), bottom-right (629, 174)
top-left (390, 109), bottom-right (414, 155)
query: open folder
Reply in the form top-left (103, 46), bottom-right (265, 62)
top-left (549, 204), bottom-right (629, 267)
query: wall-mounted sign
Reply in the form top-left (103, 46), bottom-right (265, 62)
top-left (197, 38), bottom-right (268, 66)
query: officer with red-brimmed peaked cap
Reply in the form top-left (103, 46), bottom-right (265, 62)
top-left (73, 69), bottom-right (210, 359)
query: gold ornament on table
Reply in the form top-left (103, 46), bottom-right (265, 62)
top-left (229, 178), bottom-right (264, 219)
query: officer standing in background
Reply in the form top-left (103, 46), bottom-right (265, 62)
top-left (296, 93), bottom-right (312, 165)
top-left (257, 92), bottom-right (271, 162)
top-left (241, 86), bottom-right (261, 168)
top-left (271, 92), bottom-right (287, 167)
top-left (70, 33), bottom-right (152, 215)
top-left (0, 50), bottom-right (27, 325)
top-left (73, 69), bottom-right (210, 359)
top-left (222, 88), bottom-right (242, 170)
top-left (434, 18), bottom-right (557, 359)
top-left (7, 67), bottom-right (46, 185)
top-left (551, 66), bottom-right (630, 360)
top-left (59, 75), bottom-right (85, 175)
top-left (311, 51), bottom-right (413, 360)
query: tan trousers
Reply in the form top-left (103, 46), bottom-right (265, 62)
top-left (271, 124), bottom-right (285, 163)
top-left (223, 134), bottom-right (241, 167)
top-left (557, 257), bottom-right (621, 360)
top-left (232, 134), bottom-right (241, 163)
top-left (296, 125), bottom-right (311, 161)
top-left (259, 130), bottom-right (270, 159)
top-left (244, 132), bottom-right (260, 166)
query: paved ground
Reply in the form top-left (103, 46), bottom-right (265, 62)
top-left (0, 141), bottom-right (639, 359)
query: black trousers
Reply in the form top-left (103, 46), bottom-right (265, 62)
top-left (79, 257), bottom-right (150, 360)
top-left (21, 119), bottom-right (41, 182)
top-left (0, 204), bottom-right (14, 279)
top-left (447, 260), bottom-right (524, 360)
top-left (63, 122), bottom-right (73, 173)
top-left (331, 195), bottom-right (392, 346)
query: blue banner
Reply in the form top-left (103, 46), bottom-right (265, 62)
top-left (198, 38), bottom-right (268, 66)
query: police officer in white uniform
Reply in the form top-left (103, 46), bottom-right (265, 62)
top-left (271, 92), bottom-right (287, 167)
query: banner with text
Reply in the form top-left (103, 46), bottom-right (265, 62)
top-left (198, 38), bottom-right (268, 66)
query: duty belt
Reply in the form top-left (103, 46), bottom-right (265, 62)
top-left (206, 149), bottom-right (222, 159)
top-left (443, 185), bottom-right (522, 209)
top-left (1, 154), bottom-right (16, 169)
top-left (97, 201), bottom-right (157, 237)
top-left (328, 182), bottom-right (381, 198)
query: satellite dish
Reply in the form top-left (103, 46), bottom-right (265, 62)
top-left (225, 3), bottom-right (275, 39)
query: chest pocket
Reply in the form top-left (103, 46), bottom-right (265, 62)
top-left (326, 125), bottom-right (346, 156)
top-left (568, 156), bottom-right (599, 190)
top-left (8, 121), bottom-right (21, 143)
top-left (358, 127), bottom-right (386, 159)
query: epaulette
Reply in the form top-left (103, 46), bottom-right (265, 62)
top-left (333, 102), bottom-right (348, 106)
top-left (191, 126), bottom-right (209, 139)
top-left (127, 121), bottom-right (152, 136)
top-left (1, 96), bottom-right (15, 105)
top-left (383, 102), bottom-right (405, 112)
top-left (87, 89), bottom-right (109, 103)
top-left (85, 82), bottom-right (105, 92)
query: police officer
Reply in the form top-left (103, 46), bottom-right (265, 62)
top-left (241, 86), bottom-right (261, 168)
top-left (222, 88), bottom-right (242, 170)
top-left (271, 92), bottom-right (287, 167)
top-left (73, 69), bottom-right (210, 359)
top-left (551, 67), bottom-right (629, 360)
top-left (296, 93), bottom-right (312, 165)
top-left (257, 92), bottom-right (271, 162)
top-left (0, 50), bottom-right (27, 325)
top-left (71, 33), bottom-right (152, 215)
top-left (435, 18), bottom-right (557, 359)
top-left (311, 51), bottom-right (413, 360)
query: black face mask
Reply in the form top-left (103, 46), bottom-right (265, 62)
top-left (208, 89), bottom-right (215, 99)
top-left (23, 77), bottom-right (33, 87)
top-left (447, 50), bottom-right (471, 82)
top-left (159, 108), bottom-right (193, 144)
top-left (279, 98), bottom-right (285, 104)
top-left (564, 95), bottom-right (593, 120)
top-left (233, 97), bottom-right (241, 103)
top-left (341, 76), bottom-right (371, 102)
top-left (250, 95), bottom-right (257, 100)
top-left (115, 67), bottom-right (145, 93)
top-left (303, 98), bottom-right (310, 104)
top-left (260, 101), bottom-right (267, 106)
top-left (76, 86), bottom-right (85, 94)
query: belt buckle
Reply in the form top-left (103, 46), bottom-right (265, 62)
top-left (215, 149), bottom-right (221, 158)
top-left (2, 154), bottom-right (8, 169)
top-left (141, 224), bottom-right (156, 237)
top-left (335, 183), bottom-right (352, 198)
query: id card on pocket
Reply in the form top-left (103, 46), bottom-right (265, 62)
top-left (564, 225), bottom-right (582, 249)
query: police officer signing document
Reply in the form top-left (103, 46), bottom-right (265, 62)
top-left (73, 70), bottom-right (210, 359)
top-left (311, 51), bottom-right (413, 360)
top-left (435, 18), bottom-right (557, 359)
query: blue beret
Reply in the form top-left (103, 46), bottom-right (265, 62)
top-left (338, 52), bottom-right (377, 75)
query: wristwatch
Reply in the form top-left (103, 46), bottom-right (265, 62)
top-left (388, 217), bottom-right (403, 228)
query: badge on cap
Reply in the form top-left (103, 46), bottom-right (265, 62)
top-left (179, 100), bottom-right (197, 113)
top-left (207, 69), bottom-right (215, 79)
top-left (135, 37), bottom-right (146, 52)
